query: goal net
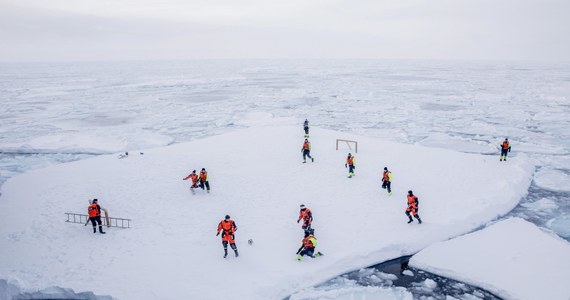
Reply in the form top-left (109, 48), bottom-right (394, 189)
top-left (336, 139), bottom-right (358, 153)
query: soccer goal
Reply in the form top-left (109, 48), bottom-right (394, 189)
top-left (336, 139), bottom-right (358, 153)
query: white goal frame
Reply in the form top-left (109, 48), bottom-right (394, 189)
top-left (336, 139), bottom-right (358, 153)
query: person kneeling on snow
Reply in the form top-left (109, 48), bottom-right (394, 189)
top-left (296, 229), bottom-right (322, 261)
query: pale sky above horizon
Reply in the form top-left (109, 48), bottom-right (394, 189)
top-left (1, 0), bottom-right (569, 62)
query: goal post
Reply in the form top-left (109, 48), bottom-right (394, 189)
top-left (336, 139), bottom-right (358, 153)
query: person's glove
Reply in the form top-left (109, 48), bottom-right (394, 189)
top-left (216, 232), bottom-right (220, 236)
top-left (353, 166), bottom-right (356, 169)
top-left (297, 219), bottom-right (300, 223)
top-left (345, 164), bottom-right (347, 168)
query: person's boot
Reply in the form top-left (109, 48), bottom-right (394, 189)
top-left (311, 157), bottom-right (314, 162)
top-left (93, 227), bottom-right (97, 233)
top-left (416, 216), bottom-right (422, 224)
top-left (223, 249), bottom-right (228, 258)
top-left (234, 250), bottom-right (239, 257)
top-left (99, 226), bottom-right (106, 234)
top-left (407, 216), bottom-right (413, 224)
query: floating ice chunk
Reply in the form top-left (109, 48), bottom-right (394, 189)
top-left (423, 278), bottom-right (437, 290)
top-left (455, 293), bottom-right (484, 300)
top-left (351, 269), bottom-right (397, 286)
top-left (357, 268), bottom-right (374, 276)
top-left (534, 169), bottom-right (570, 191)
top-left (411, 278), bottom-right (438, 295)
top-left (521, 198), bottom-right (559, 213)
top-left (402, 270), bottom-right (414, 276)
top-left (376, 272), bottom-right (398, 281)
top-left (289, 285), bottom-right (413, 300)
top-left (451, 282), bottom-right (468, 292)
top-left (0, 280), bottom-right (113, 300)
top-left (410, 218), bottom-right (570, 300)
top-left (548, 216), bottom-right (570, 239)
top-left (368, 274), bottom-right (382, 284)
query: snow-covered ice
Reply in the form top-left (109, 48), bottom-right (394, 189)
top-left (410, 217), bottom-right (570, 300)
top-left (0, 279), bottom-right (113, 300)
top-left (289, 284), bottom-right (413, 300)
top-left (0, 126), bottom-right (533, 299)
top-left (533, 168), bottom-right (570, 192)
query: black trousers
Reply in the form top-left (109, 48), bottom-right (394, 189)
top-left (90, 216), bottom-right (102, 227)
top-left (303, 150), bottom-right (312, 160)
top-left (299, 247), bottom-right (315, 257)
top-left (200, 180), bottom-right (210, 191)
top-left (382, 181), bottom-right (391, 193)
top-left (89, 216), bottom-right (104, 232)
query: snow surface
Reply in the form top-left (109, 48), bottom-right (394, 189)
top-left (410, 218), bottom-right (570, 300)
top-left (0, 126), bottom-right (533, 299)
top-left (533, 168), bottom-right (570, 192)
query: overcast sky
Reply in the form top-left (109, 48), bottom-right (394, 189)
top-left (1, 0), bottom-right (569, 62)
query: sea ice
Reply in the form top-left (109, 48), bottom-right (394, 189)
top-left (0, 126), bottom-right (535, 299)
top-left (410, 218), bottom-right (570, 300)
top-left (548, 216), bottom-right (570, 239)
top-left (533, 168), bottom-right (570, 192)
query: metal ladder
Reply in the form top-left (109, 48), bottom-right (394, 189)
top-left (65, 212), bottom-right (132, 228)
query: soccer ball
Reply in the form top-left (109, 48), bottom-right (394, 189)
top-left (248, 239), bottom-right (253, 245)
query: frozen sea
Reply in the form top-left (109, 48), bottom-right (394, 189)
top-left (1, 59), bottom-right (569, 298)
